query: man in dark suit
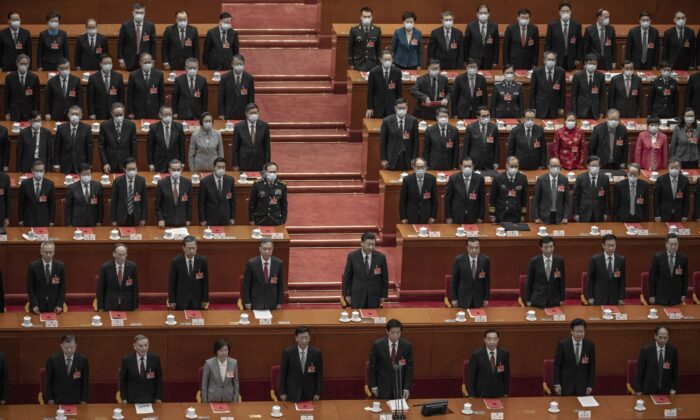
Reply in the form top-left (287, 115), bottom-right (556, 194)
top-left (444, 157), bottom-right (485, 224)
top-left (648, 62), bottom-right (679, 119)
top-left (462, 107), bottom-right (499, 170)
top-left (366, 51), bottom-right (402, 119)
top-left (0, 351), bottom-right (9, 404)
top-left (110, 158), bottom-right (147, 227)
top-left (242, 239), bottom-right (285, 310)
top-left (117, 4), bottom-right (156, 71)
top-left (218, 55), bottom-right (254, 120)
top-left (368, 319), bottom-right (413, 400)
top-left (45, 58), bottom-right (82, 121)
top-left (147, 106), bottom-right (185, 173)
top-left (613, 163), bottom-right (648, 222)
top-left (608, 62), bottom-right (643, 118)
top-left (26, 241), bottom-right (65, 313)
top-left (0, 125), bottom-right (7, 172)
top-left (635, 326), bottom-right (679, 395)
top-left (64, 164), bottom-right (103, 227)
top-left (45, 335), bottom-right (89, 404)
top-left (343, 232), bottom-right (389, 309)
top-left (553, 318), bottom-right (596, 396)
top-left (451, 238), bottom-right (490, 308)
top-left (248, 162), bottom-right (287, 226)
top-left (0, 169), bottom-right (9, 228)
top-left (16, 112), bottom-right (53, 173)
top-left (232, 103), bottom-right (270, 172)
top-left (573, 156), bottom-right (610, 222)
top-left (119, 335), bottom-right (163, 404)
top-left (428, 11), bottom-right (464, 70)
top-left (571, 54), bottom-right (606, 119)
top-left (533, 157), bottom-right (570, 224)
top-left (530, 51), bottom-right (566, 119)
top-left (662, 12), bottom-right (695, 70)
top-left (203, 12), bottom-right (239, 71)
top-left (423, 108), bottom-right (458, 170)
top-left (198, 158), bottom-right (235, 226)
top-left (507, 110), bottom-right (547, 170)
top-left (649, 233), bottom-right (688, 306)
top-left (587, 234), bottom-right (626, 305)
top-left (583, 9), bottom-right (617, 70)
top-left (127, 53), bottom-right (164, 119)
top-left (379, 98), bottom-right (418, 171)
top-left (172, 59), bottom-right (207, 120)
top-left (87, 54), bottom-right (125, 120)
top-left (464, 5), bottom-right (499, 70)
top-left (544, 2), bottom-right (582, 70)
top-left (168, 236), bottom-right (208, 310)
top-left (626, 13), bottom-right (659, 70)
top-left (19, 160), bottom-right (55, 227)
top-left (75, 20), bottom-right (109, 71)
top-left (399, 158), bottom-right (437, 224)
top-left (96, 243), bottom-right (139, 311)
top-left (526, 236), bottom-right (566, 308)
top-left (279, 326), bottom-right (323, 402)
top-left (161, 10), bottom-right (198, 70)
top-left (588, 110), bottom-right (629, 169)
top-left (489, 157), bottom-right (527, 223)
top-left (0, 12), bottom-right (31, 72)
top-left (347, 7), bottom-right (381, 71)
top-left (451, 59), bottom-right (488, 119)
top-left (3, 54), bottom-right (39, 121)
top-left (468, 329), bottom-right (509, 397)
top-left (155, 159), bottom-right (192, 227)
top-left (98, 103), bottom-right (137, 174)
top-left (410, 59), bottom-right (449, 121)
top-left (502, 9), bottom-right (539, 69)
top-left (54, 106), bottom-right (92, 174)
top-left (686, 72), bottom-right (700, 117)
top-left (654, 160), bottom-right (689, 223)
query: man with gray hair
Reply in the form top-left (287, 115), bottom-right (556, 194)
top-left (147, 105), bottom-right (185, 173)
top-left (27, 241), bottom-right (65, 314)
top-left (243, 238), bottom-right (285, 310)
top-left (45, 334), bottom-right (89, 404)
top-left (120, 334), bottom-right (163, 404)
top-left (612, 163), bottom-right (648, 222)
top-left (155, 159), bottom-right (192, 227)
top-left (588, 108), bottom-right (629, 169)
top-left (172, 57), bottom-right (208, 120)
top-left (168, 235), bottom-right (208, 310)
top-left (54, 105), bottom-right (92, 174)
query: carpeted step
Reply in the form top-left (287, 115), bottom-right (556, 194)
top-left (239, 35), bottom-right (319, 48)
top-left (222, 3), bottom-right (319, 31)
top-left (271, 142), bottom-right (359, 173)
top-left (287, 181), bottom-right (364, 194)
top-left (288, 289), bottom-right (399, 304)
top-left (256, 94), bottom-right (344, 123)
top-left (285, 194), bottom-right (378, 227)
top-left (271, 128), bottom-right (348, 142)
top-left (240, 49), bottom-right (331, 78)
top-left (257, 80), bottom-right (333, 94)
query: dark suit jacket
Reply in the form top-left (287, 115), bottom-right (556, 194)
top-left (0, 172), bottom-right (9, 223)
top-left (553, 338), bottom-right (596, 396)
top-left (490, 82), bottom-right (524, 118)
top-left (0, 27), bottom-right (31, 71)
top-left (583, 24), bottom-right (617, 69)
top-left (37, 30), bottom-right (69, 69)
top-left (423, 124), bottom-right (459, 170)
top-left (648, 77), bottom-right (679, 118)
top-left (3, 71), bottom-right (40, 121)
top-left (607, 74), bottom-right (643, 118)
top-left (98, 119), bottom-right (138, 172)
top-left (685, 73), bottom-right (700, 117)
top-left (161, 24), bottom-right (199, 69)
top-left (147, 122), bottom-right (185, 173)
top-left (399, 173), bottom-right (437, 223)
top-left (489, 172), bottom-right (528, 223)
top-left (0, 126), bottom-right (7, 170)
top-left (26, 258), bottom-right (65, 312)
top-left (172, 74), bottom-right (208, 120)
top-left (530, 66), bottom-right (566, 119)
top-left (653, 174), bottom-right (689, 221)
top-left (613, 179), bottom-right (649, 222)
top-left (662, 27), bottom-right (696, 70)
top-left (279, 345), bottom-right (323, 402)
top-left (74, 33), bottom-right (109, 70)
top-left (444, 172), bottom-right (485, 223)
top-left (503, 23), bottom-right (539, 69)
top-left (464, 21), bottom-right (499, 69)
top-left (110, 174), bottom-right (148, 226)
top-left (571, 70), bottom-right (606, 119)
top-left (451, 253), bottom-right (490, 308)
top-left (119, 352), bottom-right (162, 403)
top-left (379, 114), bottom-right (419, 170)
top-left (242, 256), bottom-right (285, 310)
top-left (588, 123), bottom-right (629, 168)
top-left (168, 254), bottom-right (209, 309)
top-left (232, 120), bottom-right (270, 171)
top-left (368, 338), bottom-right (413, 399)
top-left (203, 26), bottom-right (239, 70)
top-left (0, 352), bottom-right (9, 402)
top-left (16, 126), bottom-right (53, 172)
top-left (248, 179), bottom-right (288, 226)
top-left (428, 27), bottom-right (464, 70)
top-left (410, 73), bottom-right (449, 121)
top-left (626, 26), bottom-right (659, 69)
top-left (155, 176), bottom-right (192, 226)
top-left (451, 73), bottom-right (487, 118)
top-left (96, 259), bottom-right (139, 311)
top-left (572, 173), bottom-right (610, 222)
top-left (649, 251), bottom-right (688, 305)
top-left (462, 122), bottom-right (499, 170)
top-left (127, 69), bottom-right (164, 119)
top-left (467, 347), bottom-right (509, 397)
top-left (18, 178), bottom-right (55, 227)
top-left (45, 351), bottom-right (89, 403)
top-left (533, 173), bottom-right (570, 223)
top-left (526, 254), bottom-right (566, 308)
top-left (64, 180), bottom-right (103, 227)
top-left (545, 19), bottom-right (583, 70)
top-left (587, 253), bottom-right (626, 304)
top-left (117, 20), bottom-right (157, 71)
top-left (635, 342), bottom-right (679, 394)
top-left (506, 124), bottom-right (547, 170)
top-left (54, 122), bottom-right (92, 174)
top-left (87, 70), bottom-right (125, 119)
top-left (217, 71), bottom-right (254, 120)
top-left (198, 174), bottom-right (235, 225)
top-left (367, 65), bottom-right (402, 118)
top-left (343, 249), bottom-right (388, 309)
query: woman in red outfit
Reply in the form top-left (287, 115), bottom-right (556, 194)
top-left (551, 112), bottom-right (587, 170)
top-left (634, 116), bottom-right (668, 170)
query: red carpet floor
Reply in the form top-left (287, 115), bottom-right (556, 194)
top-left (289, 247), bottom-right (397, 283)
top-left (272, 143), bottom-right (361, 174)
top-left (240, 49), bottom-right (332, 76)
top-left (222, 3), bottom-right (319, 30)
top-left (256, 93), bottom-right (344, 123)
top-left (285, 194), bottom-right (378, 227)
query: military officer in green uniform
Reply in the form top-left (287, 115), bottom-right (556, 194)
top-left (348, 7), bottom-right (381, 71)
top-left (248, 162), bottom-right (288, 226)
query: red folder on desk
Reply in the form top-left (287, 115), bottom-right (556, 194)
top-left (462, 224), bottom-right (479, 231)
top-left (259, 226), bottom-right (275, 235)
top-left (59, 404), bottom-right (77, 415)
top-left (210, 403), bottom-right (230, 413)
top-left (109, 311), bottom-right (127, 320)
top-left (184, 310), bottom-right (202, 319)
top-left (40, 313), bottom-right (57, 321)
top-left (32, 227), bottom-right (49, 235)
top-left (624, 223), bottom-right (642, 230)
top-left (650, 395), bottom-right (671, 405)
top-left (483, 399), bottom-right (503, 409)
top-left (295, 401), bottom-right (314, 411)
top-left (119, 227), bottom-right (136, 236)
top-left (544, 307), bottom-right (563, 315)
top-left (468, 308), bottom-right (486, 317)
top-left (77, 227), bottom-right (94, 234)
top-left (208, 226), bottom-right (225, 234)
top-left (360, 309), bottom-right (378, 318)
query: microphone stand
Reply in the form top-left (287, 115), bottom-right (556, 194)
top-left (393, 363), bottom-right (406, 420)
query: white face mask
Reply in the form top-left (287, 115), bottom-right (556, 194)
top-left (462, 167), bottom-right (473, 176)
top-left (648, 125), bottom-right (659, 134)
top-left (10, 20), bottom-right (20, 29)
top-left (661, 70), bottom-right (671, 79)
top-left (589, 166), bottom-right (600, 175)
top-left (382, 60), bottom-right (392, 69)
top-left (248, 113), bottom-right (259, 123)
top-left (685, 116), bottom-right (696, 125)
top-left (675, 19), bottom-right (686, 28)
top-left (601, 17), bottom-right (610, 26)
top-left (640, 21), bottom-right (651, 29)
top-left (203, 121), bottom-right (213, 130)
top-left (565, 121), bottom-right (576, 130)
top-left (586, 64), bottom-right (597, 72)
top-left (33, 171), bottom-right (44, 180)
top-left (31, 121), bottom-right (42, 130)
top-left (443, 19), bottom-right (453, 29)
top-left (623, 69), bottom-right (633, 77)
top-left (404, 22), bottom-right (414, 30)
top-left (59, 69), bottom-right (70, 78)
top-left (607, 120), bottom-right (619, 129)
top-left (560, 12), bottom-right (571, 21)
top-left (215, 168), bottom-right (226, 177)
top-left (361, 17), bottom-right (372, 26)
top-left (438, 117), bottom-right (448, 126)
top-left (177, 20), bottom-right (188, 29)
top-left (101, 63), bottom-right (112, 72)
top-left (113, 116), bottom-right (124, 125)
top-left (233, 64), bottom-right (244, 74)
top-left (669, 168), bottom-right (680, 177)
top-left (480, 117), bottom-right (490, 125)
top-left (415, 169), bottom-right (426, 176)
top-left (48, 21), bottom-right (59, 29)
top-left (162, 116), bottom-right (172, 124)
top-left (69, 115), bottom-right (80, 124)
top-left (141, 63), bottom-right (152, 72)
top-left (17, 65), bottom-right (28, 74)
top-left (545, 60), bottom-right (556, 69)
top-left (266, 172), bottom-right (277, 182)
top-left (126, 169), bottom-right (137, 179)
top-left (81, 175), bottom-right (91, 184)
top-left (187, 68), bottom-right (197, 77)
top-left (519, 19), bottom-right (530, 26)
top-left (550, 167), bottom-right (561, 175)
top-left (429, 69), bottom-right (440, 77)
top-left (134, 13), bottom-right (145, 23)
top-left (478, 13), bottom-right (489, 23)
top-left (507, 167), bottom-right (519, 176)
top-left (524, 120), bottom-right (534, 129)
top-left (221, 23), bottom-right (231, 31)
top-left (504, 73), bottom-right (514, 82)
top-left (170, 170), bottom-right (181, 180)
top-left (467, 68), bottom-right (478, 77)
top-left (628, 175), bottom-right (638, 182)
top-left (396, 109), bottom-right (407, 118)
top-left (87, 28), bottom-right (97, 36)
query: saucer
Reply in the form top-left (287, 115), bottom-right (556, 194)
top-left (73, 236), bottom-right (83, 241)
top-left (455, 232), bottom-right (466, 237)
top-left (350, 318), bottom-right (362, 323)
top-left (165, 320), bottom-right (177, 325)
top-left (417, 233), bottom-right (429, 238)
top-left (548, 408), bottom-right (560, 414)
top-left (589, 231), bottom-right (600, 236)
top-left (109, 236), bottom-right (120, 241)
top-left (496, 232), bottom-right (506, 237)
top-left (91, 322), bottom-right (103, 327)
top-left (239, 320), bottom-right (250, 325)
top-left (647, 315), bottom-right (658, 320)
top-left (455, 318), bottom-right (466, 323)
top-left (141, 128), bottom-right (150, 132)
top-left (100, 180), bottom-right (110, 185)
top-left (113, 416), bottom-right (124, 420)
top-left (537, 232), bottom-right (548, 237)
top-left (367, 407), bottom-right (382, 413)
top-left (338, 318), bottom-right (351, 323)
top-left (526, 317), bottom-right (537, 322)
top-left (461, 410), bottom-right (474, 415)
top-left (185, 414), bottom-right (198, 419)
top-left (634, 407), bottom-right (646, 412)
top-left (626, 231), bottom-right (637, 236)
top-left (602, 315), bottom-right (613, 320)
top-left (271, 412), bottom-right (283, 418)
top-left (21, 234), bottom-right (37, 241)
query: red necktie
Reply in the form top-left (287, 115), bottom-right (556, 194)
top-left (139, 357), bottom-right (146, 379)
top-left (117, 265), bottom-right (123, 287)
top-left (172, 180), bottom-right (178, 205)
top-left (489, 351), bottom-right (496, 372)
top-left (390, 343), bottom-right (397, 365)
top-left (264, 261), bottom-right (269, 283)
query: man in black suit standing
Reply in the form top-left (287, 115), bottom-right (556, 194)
top-left (117, 3), bottom-right (156, 71)
top-left (147, 106), bottom-right (185, 173)
top-left (279, 326), bottom-right (323, 402)
top-left (583, 9), bottom-right (617, 70)
top-left (489, 157), bottom-right (527, 223)
top-left (343, 232), bottom-right (388, 309)
top-left (168, 236), bottom-right (208, 310)
top-left (649, 233), bottom-right (688, 306)
top-left (626, 12), bottom-right (659, 70)
top-left (18, 160), bottom-right (55, 228)
top-left (423, 108), bottom-right (458, 170)
top-left (99, 103), bottom-right (137, 174)
top-left (88, 54), bottom-right (125, 120)
top-left (198, 158), bottom-right (235, 226)
top-left (464, 5), bottom-right (499, 70)
top-left (544, 2), bottom-right (582, 71)
top-left (462, 107), bottom-right (499, 170)
top-left (45, 58), bottom-right (82, 122)
top-left (119, 335), bottom-right (163, 404)
top-left (0, 12), bottom-right (31, 72)
top-left (366, 50), bottom-right (402, 119)
top-left (161, 10), bottom-right (198, 71)
top-left (45, 335), bottom-right (89, 404)
top-left (410, 59), bottom-right (449, 121)
top-left (451, 237), bottom-right (490, 308)
top-left (96, 243), bottom-right (139, 311)
top-left (686, 72), bottom-right (700, 117)
top-left (573, 156), bottom-right (610, 222)
top-left (654, 160), bottom-right (689, 223)
top-left (110, 158), bottom-right (147, 227)
top-left (379, 98), bottom-right (418, 171)
top-left (451, 59), bottom-right (488, 119)
top-left (444, 157), bottom-right (485, 224)
top-left (507, 110), bottom-right (547, 170)
top-left (428, 11), bottom-right (464, 70)
top-left (526, 236), bottom-right (565, 308)
top-left (530, 51), bottom-right (566, 119)
top-left (248, 162), bottom-right (287, 226)
top-left (54, 106), bottom-right (92, 174)
top-left (368, 319), bottom-right (413, 400)
top-left (662, 11), bottom-right (695, 70)
top-left (242, 239), bottom-right (285, 310)
top-left (16, 112), bottom-right (53, 173)
top-left (26, 241), bottom-right (65, 314)
top-left (533, 157), bottom-right (569, 224)
top-left (127, 53), bottom-right (164, 120)
top-left (172, 58), bottom-right (207, 120)
top-left (553, 318), bottom-right (596, 396)
top-left (155, 159), bottom-right (192, 227)
top-left (587, 234), bottom-right (626, 305)
top-left (468, 329), bottom-right (509, 397)
top-left (571, 54), bottom-right (606, 119)
top-left (232, 103), bottom-right (270, 172)
top-left (608, 62), bottom-right (643, 118)
top-left (502, 9), bottom-right (539, 70)
top-left (0, 125), bottom-right (7, 173)
top-left (0, 168), bottom-right (9, 229)
top-left (613, 164), bottom-right (648, 222)
top-left (635, 326), bottom-right (679, 395)
top-left (75, 19), bottom-right (109, 71)
top-left (3, 54), bottom-right (39, 121)
top-left (64, 164), bottom-right (103, 227)
top-left (399, 158), bottom-right (437, 224)
top-left (588, 109), bottom-right (629, 170)
top-left (0, 351), bottom-right (9, 404)
top-left (203, 12), bottom-right (239, 71)
top-left (218, 55), bottom-right (254, 120)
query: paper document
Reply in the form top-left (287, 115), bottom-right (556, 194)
top-left (253, 310), bottom-right (273, 319)
top-left (577, 396), bottom-right (599, 407)
top-left (135, 403), bottom-right (154, 414)
top-left (386, 399), bottom-right (409, 412)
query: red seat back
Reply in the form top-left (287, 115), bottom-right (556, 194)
top-left (580, 272), bottom-right (589, 304)
top-left (543, 359), bottom-right (554, 395)
top-left (270, 365), bottom-right (280, 401)
top-left (39, 367), bottom-right (46, 403)
top-left (626, 360), bottom-right (637, 394)
top-left (641, 272), bottom-right (649, 302)
top-left (518, 275), bottom-right (526, 306)
top-left (462, 359), bottom-right (470, 396)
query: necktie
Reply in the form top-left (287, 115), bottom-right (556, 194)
top-left (104, 74), bottom-right (110, 92)
top-left (669, 254), bottom-right (675, 275)
top-left (469, 77), bottom-right (475, 96)
top-left (658, 349), bottom-right (664, 387)
top-left (144, 72), bottom-right (149, 85)
top-left (189, 77), bottom-right (195, 94)
top-left (445, 30), bottom-right (451, 47)
top-left (264, 261), bottom-right (270, 283)
top-left (188, 259), bottom-right (194, 276)
top-left (417, 176), bottom-right (423, 192)
top-left (599, 27), bottom-right (605, 54)
top-left (464, 176), bottom-right (470, 195)
top-left (180, 29), bottom-right (186, 46)
top-left (521, 26), bottom-right (527, 47)
top-left (592, 176), bottom-right (597, 189)
top-left (390, 343), bottom-right (397, 365)
top-left (90, 36), bottom-right (94, 49)
top-left (607, 256), bottom-right (613, 279)
top-left (545, 258), bottom-right (551, 279)
top-left (441, 127), bottom-right (446, 138)
top-left (365, 255), bottom-right (370, 274)
top-left (398, 119), bottom-right (404, 136)
top-left (236, 75), bottom-right (241, 87)
top-left (588, 74), bottom-right (593, 87)
top-left (625, 78), bottom-right (631, 96)
top-left (481, 24), bottom-right (487, 44)
top-left (139, 357), bottom-right (146, 379)
top-left (551, 177), bottom-right (557, 210)
top-left (20, 74), bottom-right (24, 86)
top-left (471, 258), bottom-right (477, 279)
top-left (35, 182), bottom-right (41, 199)
top-left (12, 31), bottom-right (17, 43)
top-left (164, 124), bottom-right (170, 148)
top-left (127, 179), bottom-right (134, 215)
top-left (575, 342), bottom-right (581, 364)
top-left (71, 126), bottom-right (77, 142)
top-left (679, 29), bottom-right (683, 41)
top-left (172, 180), bottom-right (179, 205)
top-left (84, 184), bottom-right (90, 202)
top-left (609, 130), bottom-right (615, 157)
top-left (489, 351), bottom-right (496, 372)
top-left (250, 124), bottom-right (256, 144)
top-left (481, 125), bottom-right (487, 142)
top-left (526, 128), bottom-right (531, 142)
top-left (136, 24), bottom-right (142, 54)
top-left (300, 350), bottom-right (306, 372)
top-left (221, 31), bottom-right (226, 44)
top-left (66, 357), bottom-right (73, 375)
top-left (642, 30), bottom-right (648, 63)
top-left (630, 182), bottom-right (636, 216)
top-left (217, 177), bottom-right (222, 193)
top-left (384, 70), bottom-right (389, 81)
top-left (563, 22), bottom-right (569, 45)
top-left (547, 71), bottom-right (552, 84)
top-left (118, 264), bottom-right (123, 287)
top-left (45, 263), bottom-right (51, 284)
top-left (62, 78), bottom-right (67, 97)
top-left (431, 77), bottom-right (437, 100)
top-left (34, 130), bottom-right (40, 158)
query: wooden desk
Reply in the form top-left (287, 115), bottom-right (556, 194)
top-left (396, 223), bottom-right (700, 300)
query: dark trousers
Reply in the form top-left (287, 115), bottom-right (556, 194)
top-left (681, 161), bottom-right (698, 169)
